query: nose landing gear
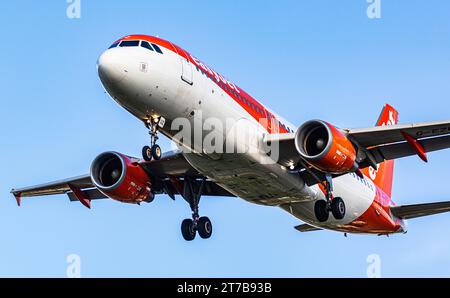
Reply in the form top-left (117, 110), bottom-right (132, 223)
top-left (142, 117), bottom-right (164, 161)
top-left (142, 144), bottom-right (161, 162)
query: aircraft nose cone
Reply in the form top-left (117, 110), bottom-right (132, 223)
top-left (97, 50), bottom-right (127, 84)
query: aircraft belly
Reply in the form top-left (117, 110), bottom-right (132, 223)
top-left (183, 152), bottom-right (317, 206)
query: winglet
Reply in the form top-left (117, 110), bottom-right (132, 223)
top-left (12, 191), bottom-right (21, 207)
top-left (401, 132), bottom-right (428, 163)
top-left (68, 184), bottom-right (91, 209)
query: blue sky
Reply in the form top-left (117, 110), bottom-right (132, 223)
top-left (1, 0), bottom-right (450, 277)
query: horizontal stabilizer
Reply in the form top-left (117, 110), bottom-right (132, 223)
top-left (294, 224), bottom-right (323, 232)
top-left (390, 201), bottom-right (450, 219)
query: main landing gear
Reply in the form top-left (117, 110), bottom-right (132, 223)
top-left (314, 174), bottom-right (346, 222)
top-left (142, 117), bottom-right (164, 161)
top-left (180, 177), bottom-right (213, 241)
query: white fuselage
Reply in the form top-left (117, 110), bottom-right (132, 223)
top-left (97, 38), bottom-right (393, 233)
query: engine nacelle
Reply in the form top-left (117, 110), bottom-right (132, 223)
top-left (90, 151), bottom-right (152, 204)
top-left (295, 120), bottom-right (358, 174)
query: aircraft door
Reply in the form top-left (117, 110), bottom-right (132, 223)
top-left (177, 49), bottom-right (193, 85)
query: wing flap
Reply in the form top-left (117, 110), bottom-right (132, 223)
top-left (390, 201), bottom-right (450, 219)
top-left (67, 188), bottom-right (108, 202)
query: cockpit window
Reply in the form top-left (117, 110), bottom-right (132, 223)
top-left (151, 43), bottom-right (163, 54)
top-left (141, 41), bottom-right (154, 51)
top-left (120, 40), bottom-right (140, 47)
top-left (113, 39), bottom-right (164, 54)
top-left (109, 42), bottom-right (119, 49)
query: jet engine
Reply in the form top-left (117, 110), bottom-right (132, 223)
top-left (295, 120), bottom-right (358, 174)
top-left (90, 151), bottom-right (153, 204)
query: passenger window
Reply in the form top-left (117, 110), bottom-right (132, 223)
top-left (141, 41), bottom-right (154, 51)
top-left (151, 43), bottom-right (163, 54)
top-left (120, 40), bottom-right (140, 47)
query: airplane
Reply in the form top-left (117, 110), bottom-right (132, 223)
top-left (10, 34), bottom-right (450, 241)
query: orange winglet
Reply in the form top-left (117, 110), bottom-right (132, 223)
top-left (14, 192), bottom-right (21, 207)
top-left (401, 132), bottom-right (428, 163)
top-left (68, 184), bottom-right (91, 209)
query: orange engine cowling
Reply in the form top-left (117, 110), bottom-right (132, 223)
top-left (295, 120), bottom-right (358, 174)
top-left (90, 151), bottom-right (153, 204)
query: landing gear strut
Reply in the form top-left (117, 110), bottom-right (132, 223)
top-left (314, 174), bottom-right (346, 222)
top-left (142, 117), bottom-right (163, 161)
top-left (180, 177), bottom-right (213, 241)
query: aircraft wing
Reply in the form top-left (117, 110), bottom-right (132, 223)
top-left (346, 120), bottom-right (450, 167)
top-left (10, 175), bottom-right (94, 199)
top-left (347, 120), bottom-right (450, 147)
top-left (10, 150), bottom-right (234, 207)
top-left (390, 201), bottom-right (450, 220)
top-left (265, 120), bottom-right (450, 172)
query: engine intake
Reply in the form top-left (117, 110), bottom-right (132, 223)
top-left (295, 120), bottom-right (358, 174)
top-left (90, 151), bottom-right (152, 204)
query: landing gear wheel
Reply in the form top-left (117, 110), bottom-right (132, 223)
top-left (314, 200), bottom-right (329, 222)
top-left (142, 117), bottom-right (163, 162)
top-left (197, 216), bottom-right (212, 239)
top-left (151, 144), bottom-right (162, 160)
top-left (180, 178), bottom-right (213, 241)
top-left (181, 219), bottom-right (196, 241)
top-left (331, 197), bottom-right (346, 220)
top-left (142, 145), bottom-right (152, 161)
top-left (144, 192), bottom-right (155, 203)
